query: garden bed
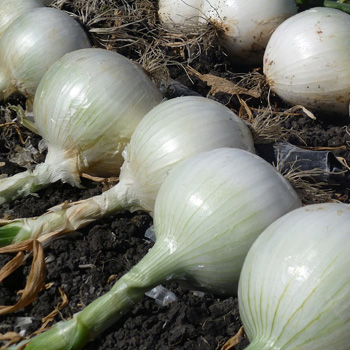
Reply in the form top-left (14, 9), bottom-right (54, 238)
top-left (0, 1), bottom-right (349, 349)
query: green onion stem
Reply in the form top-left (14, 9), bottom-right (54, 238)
top-left (18, 243), bottom-right (173, 350)
top-left (0, 183), bottom-right (126, 246)
top-left (324, 0), bottom-right (350, 12)
top-left (0, 170), bottom-right (47, 205)
top-left (0, 224), bottom-right (22, 247)
top-left (296, 0), bottom-right (324, 8)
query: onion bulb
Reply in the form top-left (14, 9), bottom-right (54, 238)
top-left (0, 96), bottom-right (255, 246)
top-left (0, 48), bottom-right (162, 205)
top-left (9, 148), bottom-right (301, 350)
top-left (238, 202), bottom-right (350, 350)
top-left (0, 7), bottom-right (91, 101)
top-left (158, 0), bottom-right (297, 65)
top-left (263, 7), bottom-right (350, 117)
top-left (0, 0), bottom-right (51, 38)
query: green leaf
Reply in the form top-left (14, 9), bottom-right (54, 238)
top-left (0, 223), bottom-right (22, 247)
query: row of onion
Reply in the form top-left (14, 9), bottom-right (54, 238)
top-left (6, 151), bottom-right (350, 350)
top-left (1, 1), bottom-right (349, 117)
top-left (0, 1), bottom-right (349, 350)
top-left (1, 2), bottom-right (349, 204)
top-left (158, 0), bottom-right (350, 118)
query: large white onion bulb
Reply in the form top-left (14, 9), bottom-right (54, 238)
top-left (158, 0), bottom-right (297, 65)
top-left (0, 48), bottom-right (162, 204)
top-left (0, 7), bottom-right (91, 101)
top-left (0, 0), bottom-right (51, 38)
top-left (263, 7), bottom-right (350, 117)
top-left (239, 202), bottom-right (350, 350)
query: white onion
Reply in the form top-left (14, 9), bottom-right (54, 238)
top-left (0, 0), bottom-right (51, 38)
top-left (263, 7), bottom-right (350, 117)
top-left (158, 0), bottom-right (297, 65)
top-left (117, 96), bottom-right (255, 212)
top-left (0, 7), bottom-right (91, 101)
top-left (13, 148), bottom-right (301, 350)
top-left (0, 48), bottom-right (162, 205)
top-left (0, 96), bottom-right (255, 245)
top-left (238, 202), bottom-right (350, 350)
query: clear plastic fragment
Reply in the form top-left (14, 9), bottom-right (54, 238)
top-left (145, 285), bottom-right (177, 306)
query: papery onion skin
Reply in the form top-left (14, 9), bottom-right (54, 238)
top-left (263, 7), bottom-right (350, 117)
top-left (0, 0), bottom-right (50, 39)
top-left (0, 7), bottom-right (91, 101)
top-left (14, 148), bottom-right (301, 350)
top-left (238, 202), bottom-right (350, 350)
top-left (158, 0), bottom-right (297, 65)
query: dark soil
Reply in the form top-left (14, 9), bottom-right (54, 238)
top-left (1, 2), bottom-right (350, 350)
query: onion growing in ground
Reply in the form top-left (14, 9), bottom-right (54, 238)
top-left (263, 7), bottom-right (350, 117)
top-left (158, 0), bottom-right (297, 65)
top-left (238, 202), bottom-right (350, 350)
top-left (0, 48), bottom-right (162, 205)
top-left (8, 148), bottom-right (301, 350)
top-left (0, 96), bottom-right (255, 246)
top-left (0, 0), bottom-right (52, 38)
top-left (0, 7), bottom-right (91, 101)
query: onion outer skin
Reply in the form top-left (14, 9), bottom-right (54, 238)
top-left (118, 96), bottom-right (256, 212)
top-left (33, 48), bottom-right (163, 180)
top-left (238, 202), bottom-right (350, 350)
top-left (158, 0), bottom-right (202, 26)
top-left (199, 0), bottom-right (297, 65)
top-left (0, 7), bottom-right (91, 101)
top-left (0, 0), bottom-right (50, 39)
top-left (158, 0), bottom-right (297, 65)
top-left (150, 148), bottom-right (302, 295)
top-left (263, 7), bottom-right (350, 117)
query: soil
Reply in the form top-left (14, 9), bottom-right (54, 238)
top-left (0, 2), bottom-right (350, 350)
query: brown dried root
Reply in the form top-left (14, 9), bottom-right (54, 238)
top-left (32, 287), bottom-right (69, 335)
top-left (249, 107), bottom-right (309, 145)
top-left (51, 0), bottom-right (219, 85)
top-left (221, 326), bottom-right (245, 350)
top-left (0, 122), bottom-right (25, 145)
top-left (229, 70), bottom-right (267, 97)
top-left (0, 240), bottom-right (46, 315)
top-left (0, 332), bottom-right (26, 349)
top-left (188, 67), bottom-right (262, 99)
top-left (51, 0), bottom-right (158, 49)
top-left (276, 161), bottom-right (337, 205)
top-left (136, 20), bottom-right (218, 85)
top-left (0, 107), bottom-right (26, 148)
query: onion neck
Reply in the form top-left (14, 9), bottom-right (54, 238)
top-left (0, 169), bottom-right (49, 205)
top-left (41, 145), bottom-right (81, 186)
top-left (0, 146), bottom-right (81, 205)
top-left (64, 244), bottom-right (177, 344)
top-left (0, 181), bottom-right (138, 246)
top-left (23, 243), bottom-right (175, 350)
